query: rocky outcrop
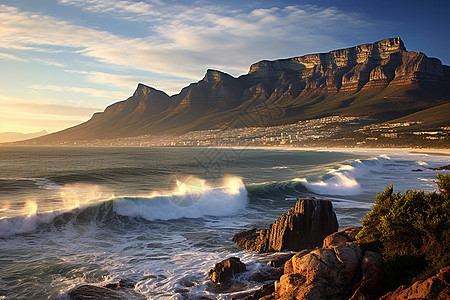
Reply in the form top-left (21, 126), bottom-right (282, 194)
top-left (269, 226), bottom-right (385, 300)
top-left (26, 37), bottom-right (450, 144)
top-left (207, 257), bottom-right (246, 284)
top-left (379, 266), bottom-right (450, 300)
top-left (322, 225), bottom-right (362, 248)
top-left (276, 243), bottom-right (363, 299)
top-left (233, 198), bottom-right (338, 252)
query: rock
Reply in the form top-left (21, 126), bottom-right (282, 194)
top-left (250, 267), bottom-right (283, 283)
top-left (275, 243), bottom-right (363, 299)
top-left (350, 251), bottom-right (384, 299)
top-left (233, 198), bottom-right (338, 252)
top-left (69, 285), bottom-right (127, 300)
top-left (244, 282), bottom-right (275, 300)
top-left (103, 278), bottom-right (136, 290)
top-left (411, 169), bottom-right (423, 172)
top-left (428, 164), bottom-right (450, 171)
top-left (379, 266), bottom-right (450, 300)
top-left (267, 253), bottom-right (296, 268)
top-left (322, 226), bottom-right (362, 248)
top-left (207, 257), bottom-right (246, 284)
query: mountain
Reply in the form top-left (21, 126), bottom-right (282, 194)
top-left (0, 130), bottom-right (48, 143)
top-left (24, 37), bottom-right (450, 144)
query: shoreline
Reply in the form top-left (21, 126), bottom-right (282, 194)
top-left (214, 145), bottom-right (450, 156)
top-left (1, 143), bottom-right (450, 156)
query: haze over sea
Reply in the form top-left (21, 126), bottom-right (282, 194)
top-left (0, 146), bottom-right (448, 299)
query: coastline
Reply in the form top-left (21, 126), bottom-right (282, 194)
top-left (214, 145), bottom-right (450, 157)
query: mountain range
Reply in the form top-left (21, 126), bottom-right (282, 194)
top-left (0, 130), bottom-right (48, 143)
top-left (21, 37), bottom-right (450, 144)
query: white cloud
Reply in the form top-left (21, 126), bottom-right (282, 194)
top-left (29, 84), bottom-right (130, 99)
top-left (67, 70), bottom-right (187, 94)
top-left (0, 52), bottom-right (27, 61)
top-left (1, 2), bottom-right (370, 92)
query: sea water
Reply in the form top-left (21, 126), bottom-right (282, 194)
top-left (0, 146), bottom-right (448, 299)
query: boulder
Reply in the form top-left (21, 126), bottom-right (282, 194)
top-left (322, 226), bottom-right (362, 248)
top-left (69, 285), bottom-right (127, 300)
top-left (350, 251), bottom-right (384, 299)
top-left (207, 257), bottom-right (246, 284)
top-left (275, 242), bottom-right (363, 299)
top-left (233, 198), bottom-right (338, 252)
top-left (244, 282), bottom-right (275, 300)
top-left (379, 266), bottom-right (450, 299)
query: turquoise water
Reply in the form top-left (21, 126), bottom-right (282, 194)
top-left (0, 146), bottom-right (448, 299)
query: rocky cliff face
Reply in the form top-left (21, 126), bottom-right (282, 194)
top-left (27, 37), bottom-right (450, 142)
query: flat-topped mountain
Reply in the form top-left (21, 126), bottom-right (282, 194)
top-left (24, 37), bottom-right (450, 144)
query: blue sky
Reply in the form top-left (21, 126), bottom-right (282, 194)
top-left (0, 0), bottom-right (448, 133)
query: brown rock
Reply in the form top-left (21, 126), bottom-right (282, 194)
top-left (350, 251), bottom-right (384, 299)
top-left (428, 164), bottom-right (450, 171)
top-left (322, 226), bottom-right (362, 248)
top-left (244, 282), bottom-right (275, 300)
top-left (233, 198), bottom-right (338, 252)
top-left (207, 257), bottom-right (246, 284)
top-left (276, 243), bottom-right (363, 299)
top-left (379, 266), bottom-right (450, 300)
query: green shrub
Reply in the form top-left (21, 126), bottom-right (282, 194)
top-left (356, 174), bottom-right (450, 287)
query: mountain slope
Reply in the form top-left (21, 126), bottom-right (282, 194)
top-left (25, 37), bottom-right (450, 144)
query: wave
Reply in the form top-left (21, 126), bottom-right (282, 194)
top-left (0, 176), bottom-right (248, 238)
top-left (294, 155), bottom-right (395, 196)
top-left (0, 177), bottom-right (62, 191)
top-left (113, 176), bottom-right (247, 221)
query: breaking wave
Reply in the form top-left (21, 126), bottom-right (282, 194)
top-left (294, 155), bottom-right (395, 196)
top-left (0, 176), bottom-right (248, 238)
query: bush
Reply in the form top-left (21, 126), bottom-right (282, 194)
top-left (356, 174), bottom-right (450, 287)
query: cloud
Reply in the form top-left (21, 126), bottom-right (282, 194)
top-left (0, 97), bottom-right (100, 132)
top-left (67, 70), bottom-right (188, 94)
top-left (1, 100), bottom-right (101, 117)
top-left (0, 52), bottom-right (27, 62)
top-left (1, 2), bottom-right (371, 91)
top-left (29, 84), bottom-right (130, 99)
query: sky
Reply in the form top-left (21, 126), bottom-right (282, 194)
top-left (0, 0), bottom-right (449, 134)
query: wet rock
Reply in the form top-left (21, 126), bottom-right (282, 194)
top-left (250, 267), bottom-right (283, 283)
top-left (267, 253), bottom-right (296, 268)
top-left (379, 266), bottom-right (450, 299)
top-left (244, 282), bottom-right (275, 300)
top-left (104, 278), bottom-right (136, 290)
top-left (428, 164), bottom-right (450, 171)
top-left (411, 169), bottom-right (423, 172)
top-left (322, 226), bottom-right (362, 248)
top-left (69, 284), bottom-right (127, 300)
top-left (207, 257), bottom-right (246, 284)
top-left (233, 198), bottom-right (338, 252)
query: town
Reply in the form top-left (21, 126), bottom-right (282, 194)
top-left (54, 116), bottom-right (450, 148)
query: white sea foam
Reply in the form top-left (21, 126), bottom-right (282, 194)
top-left (295, 155), bottom-right (394, 196)
top-left (0, 200), bottom-right (56, 238)
top-left (113, 176), bottom-right (248, 221)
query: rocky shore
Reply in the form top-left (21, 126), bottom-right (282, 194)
top-left (69, 196), bottom-right (449, 299)
top-left (207, 197), bottom-right (449, 299)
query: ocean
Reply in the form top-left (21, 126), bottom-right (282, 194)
top-left (0, 146), bottom-right (448, 299)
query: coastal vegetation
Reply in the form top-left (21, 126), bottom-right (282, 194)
top-left (357, 174), bottom-right (450, 288)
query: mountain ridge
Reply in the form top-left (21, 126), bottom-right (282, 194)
top-left (19, 37), bottom-right (450, 144)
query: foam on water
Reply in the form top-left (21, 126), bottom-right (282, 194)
top-left (113, 176), bottom-right (248, 221)
top-left (0, 176), bottom-right (248, 238)
top-left (295, 155), bottom-right (395, 196)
